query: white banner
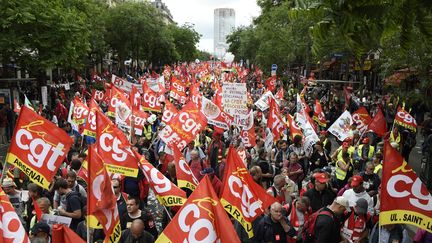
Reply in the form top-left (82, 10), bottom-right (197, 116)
top-left (255, 91), bottom-right (276, 111)
top-left (328, 110), bottom-right (353, 141)
top-left (147, 76), bottom-right (165, 93)
top-left (40, 214), bottom-right (72, 227)
top-left (112, 74), bottom-right (142, 93)
top-left (296, 112), bottom-right (319, 156)
top-left (222, 83), bottom-right (248, 118)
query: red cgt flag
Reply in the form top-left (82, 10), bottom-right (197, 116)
top-left (162, 99), bottom-right (178, 124)
top-left (87, 145), bottom-right (122, 242)
top-left (367, 107), bottom-right (387, 137)
top-left (0, 188), bottom-right (30, 242)
top-left (142, 81), bottom-right (162, 112)
top-left (240, 110), bottom-right (257, 148)
top-left (72, 97), bottom-right (90, 125)
top-left (394, 107), bottom-right (417, 132)
top-left (265, 76), bottom-right (277, 92)
top-left (221, 147), bottom-right (277, 238)
top-left (313, 99), bottom-right (327, 127)
top-left (159, 101), bottom-right (207, 151)
top-left (6, 106), bottom-right (73, 189)
top-left (170, 76), bottom-right (187, 104)
top-left (267, 98), bottom-right (286, 141)
top-left (172, 146), bottom-right (199, 191)
top-left (381, 142), bottom-right (432, 232)
top-left (96, 110), bottom-right (139, 177)
top-left (129, 85), bottom-right (142, 111)
top-left (286, 114), bottom-right (303, 141)
top-left (83, 99), bottom-right (101, 138)
top-left (52, 224), bottom-right (85, 243)
top-left (157, 175), bottom-right (241, 243)
top-left (135, 150), bottom-right (186, 207)
top-left (352, 107), bottom-right (371, 134)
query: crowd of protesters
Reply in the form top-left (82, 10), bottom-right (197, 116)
top-left (0, 62), bottom-right (431, 243)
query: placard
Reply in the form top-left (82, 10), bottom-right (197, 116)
top-left (222, 83), bottom-right (248, 118)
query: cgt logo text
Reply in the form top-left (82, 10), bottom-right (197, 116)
top-left (387, 174), bottom-right (432, 211)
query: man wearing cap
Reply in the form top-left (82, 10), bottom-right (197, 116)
top-left (303, 173), bottom-right (336, 212)
top-left (341, 198), bottom-right (372, 243)
top-left (334, 143), bottom-right (354, 189)
top-left (30, 222), bottom-right (51, 242)
top-left (1, 178), bottom-right (24, 219)
top-left (342, 175), bottom-right (374, 215)
top-left (356, 137), bottom-right (375, 172)
top-left (314, 196), bottom-right (349, 243)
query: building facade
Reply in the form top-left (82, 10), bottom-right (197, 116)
top-left (214, 8), bottom-right (235, 59)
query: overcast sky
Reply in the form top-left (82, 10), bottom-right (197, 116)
top-left (163, 0), bottom-right (261, 53)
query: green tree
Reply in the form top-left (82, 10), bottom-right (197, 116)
top-left (169, 24), bottom-right (201, 62)
top-left (0, 0), bottom-right (98, 73)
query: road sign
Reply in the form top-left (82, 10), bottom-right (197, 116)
top-left (271, 64), bottom-right (277, 71)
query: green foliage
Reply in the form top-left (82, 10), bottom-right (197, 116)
top-left (0, 0), bottom-right (203, 74)
top-left (0, 0), bottom-right (97, 70)
top-left (169, 24), bottom-right (201, 62)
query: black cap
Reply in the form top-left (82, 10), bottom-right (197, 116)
top-left (31, 222), bottom-right (51, 235)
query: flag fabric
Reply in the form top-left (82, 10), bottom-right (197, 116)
top-left (32, 197), bottom-right (43, 221)
top-left (161, 99), bottom-right (178, 124)
top-left (107, 86), bottom-right (130, 118)
top-left (343, 86), bottom-right (352, 109)
top-left (295, 111), bottom-right (319, 156)
top-left (201, 96), bottom-right (233, 130)
top-left (142, 81), bottom-right (162, 112)
top-left (156, 176), bottom-right (241, 243)
top-left (0, 188), bottom-right (30, 242)
top-left (286, 114), bottom-right (303, 141)
top-left (313, 99), bottom-right (327, 127)
top-left (189, 83), bottom-right (202, 107)
top-left (221, 147), bottom-right (277, 238)
top-left (367, 107), bottom-right (387, 137)
top-left (83, 99), bottom-right (100, 138)
top-left (92, 89), bottom-right (105, 102)
top-left (275, 87), bottom-right (284, 100)
top-left (52, 224), bottom-right (85, 243)
top-left (380, 142), bottom-right (432, 232)
top-left (87, 145), bottom-right (122, 242)
top-left (352, 107), bottom-right (371, 134)
top-left (328, 110), bottom-right (353, 141)
top-left (267, 97), bottom-right (286, 141)
top-left (13, 99), bottom-right (21, 113)
top-left (265, 76), bottom-right (276, 92)
top-left (24, 95), bottom-right (34, 110)
top-left (129, 85), bottom-right (142, 111)
top-left (72, 98), bottom-right (90, 125)
top-left (240, 110), bottom-right (257, 148)
top-left (159, 101), bottom-right (207, 151)
top-left (96, 110), bottom-right (139, 177)
top-left (170, 76), bottom-right (187, 104)
top-left (6, 106), bottom-right (73, 189)
top-left (172, 147), bottom-right (199, 191)
top-left (135, 150), bottom-right (186, 206)
top-left (394, 107), bottom-right (417, 132)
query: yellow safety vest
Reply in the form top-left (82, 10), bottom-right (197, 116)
top-left (358, 145), bottom-right (375, 159)
top-left (336, 159), bottom-right (348, 180)
top-left (389, 132), bottom-right (401, 144)
top-left (336, 147), bottom-right (354, 162)
top-left (374, 164), bottom-right (382, 174)
top-left (142, 125), bottom-right (152, 140)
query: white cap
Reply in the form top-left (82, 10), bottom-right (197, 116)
top-left (334, 196), bottom-right (349, 208)
top-left (147, 114), bottom-right (157, 124)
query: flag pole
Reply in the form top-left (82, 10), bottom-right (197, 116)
top-left (163, 205), bottom-right (173, 221)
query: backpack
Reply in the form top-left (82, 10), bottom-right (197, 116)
top-left (74, 184), bottom-right (87, 208)
top-left (301, 208), bottom-right (334, 243)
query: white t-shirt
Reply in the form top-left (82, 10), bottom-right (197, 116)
top-left (342, 188), bottom-right (374, 215)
